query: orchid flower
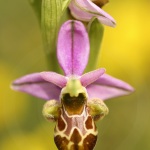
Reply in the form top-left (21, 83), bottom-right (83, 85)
top-left (11, 20), bottom-right (133, 149)
top-left (69, 0), bottom-right (116, 27)
top-left (12, 20), bottom-right (133, 102)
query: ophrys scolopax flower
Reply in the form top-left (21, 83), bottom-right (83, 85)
top-left (12, 20), bottom-right (133, 150)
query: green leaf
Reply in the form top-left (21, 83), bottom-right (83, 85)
top-left (85, 18), bottom-right (104, 72)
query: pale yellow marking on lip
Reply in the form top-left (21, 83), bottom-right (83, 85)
top-left (54, 113), bottom-right (67, 136)
top-left (67, 141), bottom-right (74, 149)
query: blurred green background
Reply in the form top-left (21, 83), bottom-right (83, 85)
top-left (0, 0), bottom-right (150, 150)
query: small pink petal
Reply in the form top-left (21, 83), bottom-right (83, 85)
top-left (40, 72), bottom-right (67, 88)
top-left (80, 68), bottom-right (105, 87)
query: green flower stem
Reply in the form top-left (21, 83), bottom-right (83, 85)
top-left (41, 0), bottom-right (62, 72)
top-left (85, 18), bottom-right (104, 72)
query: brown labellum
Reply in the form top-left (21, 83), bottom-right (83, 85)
top-left (54, 106), bottom-right (98, 150)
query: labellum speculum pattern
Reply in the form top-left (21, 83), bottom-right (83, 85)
top-left (54, 99), bottom-right (98, 150)
top-left (12, 20), bottom-right (134, 150)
